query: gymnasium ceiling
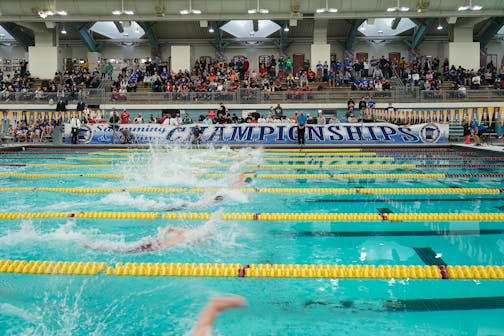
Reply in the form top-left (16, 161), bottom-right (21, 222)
top-left (0, 0), bottom-right (503, 49)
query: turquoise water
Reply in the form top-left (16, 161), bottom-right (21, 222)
top-left (1, 146), bottom-right (504, 335)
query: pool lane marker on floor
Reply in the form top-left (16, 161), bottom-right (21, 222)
top-left (413, 248), bottom-right (449, 279)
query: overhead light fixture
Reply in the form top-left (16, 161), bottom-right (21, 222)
top-left (458, 0), bottom-right (482, 11)
top-left (180, 0), bottom-right (202, 14)
top-left (316, 0), bottom-right (338, 13)
top-left (387, 0), bottom-right (409, 12)
top-left (112, 0), bottom-right (135, 15)
top-left (208, 26), bottom-right (214, 33)
top-left (60, 23), bottom-right (67, 34)
top-left (248, 0), bottom-right (269, 14)
top-left (437, 19), bottom-right (443, 30)
top-left (283, 26), bottom-right (289, 32)
top-left (38, 0), bottom-right (67, 18)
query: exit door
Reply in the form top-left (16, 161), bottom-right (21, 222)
top-left (293, 54), bottom-right (304, 73)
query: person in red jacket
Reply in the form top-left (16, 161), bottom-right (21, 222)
top-left (120, 109), bottom-right (130, 124)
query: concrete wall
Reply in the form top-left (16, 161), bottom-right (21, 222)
top-left (449, 42), bottom-right (480, 71)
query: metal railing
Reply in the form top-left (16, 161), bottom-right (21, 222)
top-left (2, 87), bottom-right (503, 105)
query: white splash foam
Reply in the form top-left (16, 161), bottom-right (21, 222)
top-left (0, 219), bottom-right (118, 247)
top-left (100, 192), bottom-right (174, 211)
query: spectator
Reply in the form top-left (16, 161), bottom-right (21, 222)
top-left (296, 111), bottom-right (307, 145)
top-left (134, 113), bottom-right (144, 123)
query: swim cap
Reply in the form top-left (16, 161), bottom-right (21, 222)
top-left (214, 195), bottom-right (224, 201)
top-left (244, 177), bottom-right (253, 183)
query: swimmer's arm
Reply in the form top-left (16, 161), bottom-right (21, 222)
top-left (158, 233), bottom-right (187, 248)
top-left (193, 296), bottom-right (247, 336)
top-left (163, 226), bottom-right (188, 235)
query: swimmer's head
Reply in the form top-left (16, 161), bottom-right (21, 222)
top-left (214, 195), bottom-right (224, 202)
top-left (244, 177), bottom-right (253, 183)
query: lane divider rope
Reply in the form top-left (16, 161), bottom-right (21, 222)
top-left (1, 212), bottom-right (504, 221)
top-left (0, 187), bottom-right (500, 194)
top-left (1, 260), bottom-right (503, 279)
top-left (2, 173), bottom-right (504, 179)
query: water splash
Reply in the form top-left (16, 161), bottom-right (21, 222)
top-left (0, 219), bottom-right (119, 248)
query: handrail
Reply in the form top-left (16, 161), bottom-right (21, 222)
top-left (1, 88), bottom-right (502, 104)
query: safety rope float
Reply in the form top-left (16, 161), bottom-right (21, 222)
top-left (0, 211), bottom-right (504, 221)
top-left (1, 260), bottom-right (503, 279)
top-left (0, 187), bottom-right (500, 194)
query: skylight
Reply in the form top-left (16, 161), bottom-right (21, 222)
top-left (0, 26), bottom-right (15, 41)
top-left (90, 21), bottom-right (145, 39)
top-left (358, 18), bottom-right (416, 36)
top-left (220, 20), bottom-right (280, 38)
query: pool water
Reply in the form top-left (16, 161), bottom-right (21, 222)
top-left (0, 146), bottom-right (503, 335)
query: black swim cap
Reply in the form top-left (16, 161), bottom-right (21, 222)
top-left (214, 195), bottom-right (224, 201)
top-left (244, 177), bottom-right (253, 183)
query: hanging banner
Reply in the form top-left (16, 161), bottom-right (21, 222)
top-left (64, 123), bottom-right (449, 145)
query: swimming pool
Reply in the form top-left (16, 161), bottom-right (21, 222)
top-left (1, 146), bottom-right (503, 335)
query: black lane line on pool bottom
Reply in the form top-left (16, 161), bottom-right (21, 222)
top-left (383, 296), bottom-right (504, 312)
top-left (304, 197), bottom-right (504, 203)
top-left (302, 296), bottom-right (504, 312)
top-left (278, 229), bottom-right (504, 237)
top-left (413, 248), bottom-right (447, 266)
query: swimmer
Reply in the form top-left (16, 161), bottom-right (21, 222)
top-left (81, 225), bottom-right (198, 253)
top-left (232, 170), bottom-right (256, 186)
top-left (164, 195), bottom-right (225, 212)
top-left (193, 295), bottom-right (247, 336)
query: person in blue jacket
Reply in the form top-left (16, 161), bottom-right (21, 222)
top-left (471, 118), bottom-right (486, 146)
top-left (296, 111), bottom-right (308, 145)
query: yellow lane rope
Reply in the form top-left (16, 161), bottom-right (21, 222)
top-left (0, 187), bottom-right (498, 194)
top-left (0, 211), bottom-right (503, 221)
top-left (1, 260), bottom-right (503, 279)
top-left (0, 172), bottom-right (447, 179)
top-left (265, 149), bottom-right (362, 152)
top-left (193, 164), bottom-right (416, 169)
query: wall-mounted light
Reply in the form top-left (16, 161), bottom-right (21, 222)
top-left (208, 26), bottom-right (214, 33)
top-left (436, 19), bottom-right (443, 30)
top-left (60, 24), bottom-right (67, 34)
top-left (283, 26), bottom-right (289, 32)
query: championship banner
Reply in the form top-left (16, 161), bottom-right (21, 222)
top-left (64, 123), bottom-right (449, 145)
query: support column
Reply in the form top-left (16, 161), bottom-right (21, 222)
top-left (449, 20), bottom-right (480, 70)
top-left (87, 51), bottom-right (102, 73)
top-left (311, 19), bottom-right (330, 69)
top-left (170, 46), bottom-right (192, 73)
top-left (27, 24), bottom-right (59, 78)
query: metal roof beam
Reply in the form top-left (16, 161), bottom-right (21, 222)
top-left (209, 21), bottom-right (229, 52)
top-left (479, 17), bottom-right (504, 48)
top-left (345, 19), bottom-right (365, 50)
top-left (406, 18), bottom-right (434, 49)
top-left (0, 22), bottom-right (34, 51)
top-left (137, 22), bottom-right (160, 51)
top-left (72, 22), bottom-right (99, 52)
